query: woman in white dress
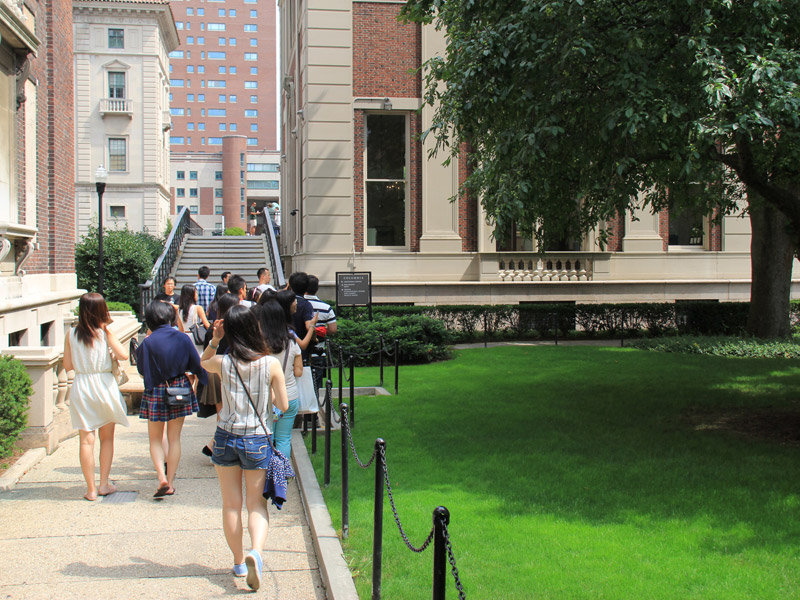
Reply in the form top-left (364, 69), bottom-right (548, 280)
top-left (178, 284), bottom-right (211, 357)
top-left (63, 293), bottom-right (130, 501)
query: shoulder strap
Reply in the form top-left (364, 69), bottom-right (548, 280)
top-left (281, 346), bottom-right (290, 371)
top-left (231, 358), bottom-right (277, 450)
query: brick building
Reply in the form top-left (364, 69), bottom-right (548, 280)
top-left (278, 1), bottom-right (786, 305)
top-left (166, 0), bottom-right (279, 230)
top-left (1, 0), bottom-right (80, 447)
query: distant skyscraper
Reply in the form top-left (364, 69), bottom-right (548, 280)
top-left (167, 0), bottom-right (278, 153)
top-left (167, 0), bottom-right (279, 231)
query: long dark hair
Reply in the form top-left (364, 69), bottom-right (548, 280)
top-left (179, 284), bottom-right (197, 321)
top-left (75, 293), bottom-right (110, 345)
top-left (207, 284), bottom-right (229, 318)
top-left (217, 293), bottom-right (240, 320)
top-left (276, 289), bottom-right (296, 327)
top-left (224, 305), bottom-right (268, 362)
top-left (256, 300), bottom-right (291, 354)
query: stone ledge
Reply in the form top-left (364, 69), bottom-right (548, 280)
top-left (292, 430), bottom-right (359, 600)
top-left (0, 447), bottom-right (46, 492)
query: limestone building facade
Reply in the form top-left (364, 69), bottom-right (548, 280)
top-left (278, 1), bottom-right (794, 305)
top-left (72, 0), bottom-right (179, 238)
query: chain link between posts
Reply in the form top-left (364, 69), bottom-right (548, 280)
top-left (441, 517), bottom-right (467, 600)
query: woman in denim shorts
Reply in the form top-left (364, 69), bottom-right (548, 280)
top-left (201, 305), bottom-right (288, 591)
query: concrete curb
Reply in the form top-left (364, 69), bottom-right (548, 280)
top-left (0, 447), bottom-right (47, 492)
top-left (292, 430), bottom-right (359, 600)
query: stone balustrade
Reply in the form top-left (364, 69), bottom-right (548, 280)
top-left (498, 254), bottom-right (595, 281)
top-left (13, 310), bottom-right (141, 453)
top-left (100, 97), bottom-right (132, 116)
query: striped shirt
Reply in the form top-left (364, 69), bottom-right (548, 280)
top-left (305, 295), bottom-right (336, 328)
top-left (218, 354), bottom-right (277, 435)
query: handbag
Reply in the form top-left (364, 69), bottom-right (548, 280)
top-left (296, 366), bottom-right (319, 414)
top-left (231, 359), bottom-right (295, 509)
top-left (188, 306), bottom-right (207, 345)
top-left (165, 384), bottom-right (192, 406)
top-left (110, 352), bottom-right (129, 386)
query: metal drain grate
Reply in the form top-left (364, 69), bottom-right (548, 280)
top-left (102, 491), bottom-right (138, 503)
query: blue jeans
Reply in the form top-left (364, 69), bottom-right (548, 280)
top-left (211, 428), bottom-right (272, 469)
top-left (272, 398), bottom-right (298, 459)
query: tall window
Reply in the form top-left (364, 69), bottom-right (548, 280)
top-left (668, 184), bottom-right (706, 247)
top-left (365, 114), bottom-right (407, 247)
top-left (108, 29), bottom-right (124, 48)
top-left (108, 72), bottom-right (125, 98)
top-left (108, 138), bottom-right (127, 171)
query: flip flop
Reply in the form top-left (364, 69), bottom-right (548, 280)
top-left (153, 484), bottom-right (171, 498)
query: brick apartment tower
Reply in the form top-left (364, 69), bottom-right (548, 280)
top-left (167, 0), bottom-right (277, 152)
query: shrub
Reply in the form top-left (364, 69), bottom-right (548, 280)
top-left (330, 314), bottom-right (452, 366)
top-left (0, 356), bottom-right (33, 458)
top-left (75, 225), bottom-right (164, 313)
top-left (629, 336), bottom-right (800, 359)
top-left (225, 227), bottom-right (246, 236)
top-left (108, 302), bottom-right (134, 313)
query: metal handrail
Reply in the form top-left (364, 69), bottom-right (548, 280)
top-left (137, 207), bottom-right (201, 321)
top-left (262, 207), bottom-right (285, 288)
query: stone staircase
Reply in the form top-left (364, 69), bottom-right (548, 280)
top-left (172, 235), bottom-right (272, 289)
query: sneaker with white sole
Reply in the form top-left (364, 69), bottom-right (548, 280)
top-left (245, 549), bottom-right (263, 591)
top-left (233, 562), bottom-right (247, 577)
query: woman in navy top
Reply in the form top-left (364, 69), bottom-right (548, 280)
top-left (137, 300), bottom-right (208, 497)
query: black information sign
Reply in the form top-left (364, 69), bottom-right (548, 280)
top-left (336, 272), bottom-right (372, 307)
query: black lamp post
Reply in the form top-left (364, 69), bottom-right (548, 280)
top-left (95, 165), bottom-right (107, 295)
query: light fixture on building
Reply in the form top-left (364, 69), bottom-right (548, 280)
top-left (382, 97), bottom-right (392, 110)
top-left (296, 108), bottom-right (304, 121)
top-left (291, 127), bottom-right (298, 138)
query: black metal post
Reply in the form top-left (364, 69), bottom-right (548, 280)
top-left (341, 402), bottom-right (349, 539)
top-left (379, 335), bottom-right (384, 387)
top-left (433, 506), bottom-right (450, 600)
top-left (394, 339), bottom-right (399, 395)
top-left (312, 412), bottom-right (318, 454)
top-left (96, 181), bottom-right (106, 295)
top-left (484, 312), bottom-right (488, 348)
top-left (553, 313), bottom-right (559, 346)
top-left (372, 438), bottom-right (386, 600)
top-left (324, 379), bottom-right (332, 486)
top-left (338, 347), bottom-right (344, 412)
top-left (349, 354), bottom-right (355, 426)
top-left (620, 310), bottom-right (626, 347)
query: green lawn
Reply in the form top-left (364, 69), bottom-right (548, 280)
top-left (305, 346), bottom-right (800, 599)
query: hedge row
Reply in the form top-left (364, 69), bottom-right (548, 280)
top-left (628, 336), bottom-right (800, 359)
top-left (333, 302), bottom-right (800, 343)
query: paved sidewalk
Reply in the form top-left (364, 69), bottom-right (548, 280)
top-left (0, 415), bottom-right (327, 599)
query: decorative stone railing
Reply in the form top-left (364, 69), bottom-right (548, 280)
top-left (13, 310), bottom-right (141, 453)
top-left (100, 98), bottom-right (132, 116)
top-left (498, 254), bottom-right (595, 281)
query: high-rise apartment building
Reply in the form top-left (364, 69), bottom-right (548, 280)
top-left (166, 0), bottom-right (278, 230)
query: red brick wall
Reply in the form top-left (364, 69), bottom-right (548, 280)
top-left (458, 143), bottom-right (477, 252)
top-left (352, 4), bottom-right (423, 252)
top-left (658, 210), bottom-right (669, 251)
top-left (353, 3), bottom-right (421, 98)
top-left (605, 212), bottom-right (625, 252)
top-left (19, 0), bottom-right (75, 275)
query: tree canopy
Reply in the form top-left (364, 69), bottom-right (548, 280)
top-left (402, 0), bottom-right (800, 241)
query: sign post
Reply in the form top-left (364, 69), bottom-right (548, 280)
top-left (336, 272), bottom-right (372, 320)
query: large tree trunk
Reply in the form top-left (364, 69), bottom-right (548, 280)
top-left (747, 200), bottom-right (795, 339)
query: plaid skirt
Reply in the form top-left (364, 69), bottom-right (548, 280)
top-left (139, 375), bottom-right (198, 422)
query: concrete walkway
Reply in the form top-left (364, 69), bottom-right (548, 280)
top-left (0, 415), bottom-right (329, 599)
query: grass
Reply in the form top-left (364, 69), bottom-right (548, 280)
top-left (305, 346), bottom-right (800, 599)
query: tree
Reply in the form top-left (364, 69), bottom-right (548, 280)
top-left (75, 225), bottom-right (164, 313)
top-left (402, 0), bottom-right (800, 338)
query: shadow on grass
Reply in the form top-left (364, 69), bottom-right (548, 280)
top-left (352, 346), bottom-right (800, 554)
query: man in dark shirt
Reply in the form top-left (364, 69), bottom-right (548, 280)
top-left (289, 272), bottom-right (315, 359)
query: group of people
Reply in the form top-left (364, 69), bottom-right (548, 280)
top-left (64, 266), bottom-right (335, 591)
top-left (248, 201), bottom-right (280, 237)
